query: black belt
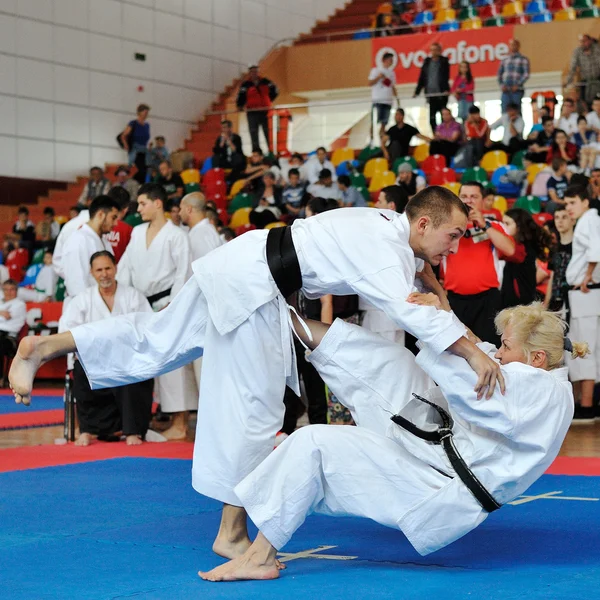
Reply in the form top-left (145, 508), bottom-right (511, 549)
top-left (569, 283), bottom-right (600, 290)
top-left (391, 393), bottom-right (501, 513)
top-left (146, 288), bottom-right (172, 306)
top-left (266, 226), bottom-right (302, 298)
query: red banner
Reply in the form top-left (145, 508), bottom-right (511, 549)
top-left (372, 26), bottom-right (515, 85)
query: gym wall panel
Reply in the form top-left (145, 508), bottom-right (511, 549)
top-left (54, 27), bottom-right (90, 69)
top-left (0, 95), bottom-right (17, 136)
top-left (0, 55), bottom-right (17, 95)
top-left (17, 99), bottom-right (55, 140)
top-left (54, 105), bottom-right (90, 144)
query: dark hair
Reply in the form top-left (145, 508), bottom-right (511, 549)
top-left (484, 185), bottom-right (496, 197)
top-left (166, 198), bottom-right (181, 212)
top-left (70, 205), bottom-right (82, 215)
top-left (406, 186), bottom-right (469, 228)
top-left (90, 166), bottom-right (103, 173)
top-left (506, 103), bottom-right (520, 111)
top-left (108, 185), bottom-right (131, 210)
top-left (540, 106), bottom-right (551, 115)
top-left (319, 168), bottom-right (332, 180)
top-left (43, 206), bottom-right (55, 216)
top-left (316, 146), bottom-right (327, 154)
top-left (381, 185), bottom-right (409, 213)
top-left (396, 107), bottom-right (405, 116)
top-left (307, 197), bottom-right (339, 215)
top-left (17, 206), bottom-right (29, 215)
top-left (137, 103), bottom-right (150, 113)
top-left (90, 250), bottom-right (116, 267)
top-left (138, 182), bottom-right (168, 206)
top-left (155, 135), bottom-right (165, 142)
top-left (551, 157), bottom-right (567, 172)
top-left (459, 180), bottom-right (485, 196)
top-left (252, 148), bottom-right (264, 156)
top-left (288, 168), bottom-right (300, 178)
top-left (221, 227), bottom-right (236, 241)
top-left (504, 208), bottom-right (552, 260)
top-left (468, 105), bottom-right (480, 115)
top-left (291, 152), bottom-right (304, 162)
top-left (220, 120), bottom-right (232, 127)
top-left (578, 115), bottom-right (588, 124)
top-left (563, 98), bottom-right (575, 105)
top-left (2, 279), bottom-right (17, 288)
top-left (564, 184), bottom-right (589, 200)
top-left (382, 52), bottom-right (394, 61)
top-left (89, 195), bottom-right (120, 219)
top-left (461, 61), bottom-right (473, 83)
top-left (541, 115), bottom-right (553, 125)
top-left (337, 174), bottom-right (351, 187)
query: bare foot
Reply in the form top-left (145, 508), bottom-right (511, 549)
top-left (126, 435), bottom-right (143, 446)
top-left (161, 425), bottom-right (187, 441)
top-left (212, 536), bottom-right (252, 560)
top-left (9, 337), bottom-right (44, 406)
top-left (74, 432), bottom-right (94, 447)
top-left (199, 553), bottom-right (279, 582)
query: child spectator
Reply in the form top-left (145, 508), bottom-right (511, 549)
top-left (573, 116), bottom-right (597, 175)
top-left (368, 52), bottom-right (398, 139)
top-left (546, 157), bottom-right (571, 214)
top-left (307, 169), bottom-right (342, 202)
top-left (35, 207), bottom-right (60, 245)
top-left (69, 206), bottom-right (82, 221)
top-left (546, 129), bottom-right (578, 166)
top-left (337, 175), bottom-right (366, 207)
top-left (149, 136), bottom-right (170, 169)
top-left (282, 153), bottom-right (307, 184)
top-left (12, 206), bottom-right (36, 256)
top-left (464, 105), bottom-right (490, 165)
top-left (544, 206), bottom-right (574, 315)
top-left (282, 168), bottom-right (307, 218)
top-left (525, 115), bottom-right (555, 163)
top-left (451, 61), bottom-right (474, 122)
top-left (483, 186), bottom-right (502, 221)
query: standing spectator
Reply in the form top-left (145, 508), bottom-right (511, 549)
top-left (119, 104), bottom-right (151, 182)
top-left (395, 163), bottom-right (425, 198)
top-left (382, 108), bottom-right (430, 164)
top-left (212, 120), bottom-right (245, 180)
top-left (544, 206), bottom-right (574, 315)
top-left (525, 116), bottom-right (555, 163)
top-left (546, 157), bottom-right (571, 214)
top-left (488, 103), bottom-right (525, 157)
top-left (443, 182), bottom-right (516, 344)
top-left (566, 35), bottom-right (600, 108)
top-left (77, 167), bottom-right (111, 207)
top-left (546, 129), bottom-right (578, 167)
top-left (373, 184), bottom-right (408, 213)
top-left (573, 116), bottom-right (597, 175)
top-left (497, 39), bottom-right (530, 113)
top-left (414, 42), bottom-right (450, 135)
top-left (157, 161), bottom-right (185, 203)
top-left (0, 279), bottom-right (26, 386)
top-left (114, 166), bottom-right (141, 201)
top-left (464, 105), bottom-right (490, 166)
top-left (148, 136), bottom-right (170, 171)
top-left (337, 175), bottom-right (366, 207)
top-left (429, 107), bottom-right (463, 165)
top-left (105, 187), bottom-right (133, 263)
top-left (305, 147), bottom-right (337, 185)
top-left (236, 65), bottom-right (278, 153)
top-left (564, 186), bottom-right (600, 422)
top-left (282, 168), bottom-right (307, 217)
top-left (451, 61), bottom-right (474, 123)
top-left (307, 169), bottom-right (342, 202)
top-left (368, 52), bottom-right (398, 139)
top-left (556, 99), bottom-right (579, 137)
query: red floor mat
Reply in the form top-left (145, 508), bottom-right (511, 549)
top-left (545, 456), bottom-right (600, 476)
top-left (0, 409), bottom-right (64, 430)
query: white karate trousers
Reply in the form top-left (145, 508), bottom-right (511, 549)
top-left (234, 318), bottom-right (450, 550)
top-left (567, 315), bottom-right (600, 382)
top-left (72, 276), bottom-right (288, 506)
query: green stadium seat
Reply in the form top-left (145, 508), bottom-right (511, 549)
top-left (462, 166), bottom-right (488, 184)
top-left (392, 156), bottom-right (418, 173)
top-left (514, 195), bottom-right (542, 214)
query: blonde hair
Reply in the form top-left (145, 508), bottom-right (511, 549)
top-left (494, 302), bottom-right (589, 370)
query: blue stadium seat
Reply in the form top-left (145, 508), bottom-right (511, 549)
top-left (353, 30), bottom-right (372, 40)
top-left (200, 156), bottom-right (213, 175)
top-left (525, 0), bottom-right (547, 14)
top-left (530, 11), bottom-right (552, 21)
top-left (490, 165), bottom-right (521, 197)
top-left (336, 160), bottom-right (359, 177)
top-left (438, 21), bottom-right (459, 31)
top-left (413, 11), bottom-right (434, 25)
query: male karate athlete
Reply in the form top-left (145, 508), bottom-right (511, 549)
top-left (200, 301), bottom-right (584, 581)
top-left (9, 186), bottom-right (504, 561)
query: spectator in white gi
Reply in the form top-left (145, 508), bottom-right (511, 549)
top-left (305, 148), bottom-right (337, 185)
top-left (0, 279), bottom-right (26, 386)
top-left (18, 251), bottom-right (58, 302)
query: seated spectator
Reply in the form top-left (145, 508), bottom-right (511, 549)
top-left (573, 116), bottom-right (598, 175)
top-left (157, 160), bottom-right (184, 203)
top-left (373, 184), bottom-right (408, 213)
top-left (305, 196), bottom-right (339, 216)
top-left (546, 157), bottom-right (571, 214)
top-left (451, 61), bottom-right (475, 123)
top-left (429, 107), bottom-right (463, 165)
top-left (337, 175), bottom-right (366, 207)
top-left (11, 206), bottom-right (35, 257)
top-left (35, 207), bottom-right (60, 246)
top-left (114, 166), bottom-right (141, 200)
top-left (242, 149), bottom-right (270, 195)
top-left (0, 279), bottom-right (26, 386)
top-left (546, 129), bottom-right (578, 166)
top-left (282, 168), bottom-right (308, 217)
top-left (69, 205), bottom-right (82, 221)
top-left (77, 166), bottom-right (111, 208)
top-left (488, 103), bottom-right (525, 157)
top-left (282, 153), bottom-right (308, 184)
top-left (525, 116), bottom-right (555, 163)
top-left (306, 147), bottom-right (337, 185)
top-left (587, 168), bottom-right (600, 210)
top-left (148, 135), bottom-right (170, 170)
top-left (212, 120), bottom-right (245, 180)
top-left (483, 186), bottom-right (502, 221)
top-left (17, 250), bottom-right (58, 302)
top-left (556, 98), bottom-right (578, 137)
top-left (307, 169), bottom-right (342, 202)
top-left (530, 105), bottom-right (551, 134)
top-left (585, 96), bottom-right (600, 138)
top-left (464, 105), bottom-right (490, 165)
top-left (382, 108), bottom-right (430, 165)
top-left (256, 171), bottom-right (283, 209)
top-left (395, 162), bottom-right (425, 198)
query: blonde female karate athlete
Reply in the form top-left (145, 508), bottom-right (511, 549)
top-left (199, 301), bottom-right (587, 582)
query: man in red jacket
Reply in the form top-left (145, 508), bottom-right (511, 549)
top-left (236, 65), bottom-right (278, 154)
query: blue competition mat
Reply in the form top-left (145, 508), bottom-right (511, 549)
top-left (0, 458), bottom-right (598, 600)
top-left (0, 394), bottom-right (64, 414)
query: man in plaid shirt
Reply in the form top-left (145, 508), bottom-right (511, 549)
top-left (497, 39), bottom-right (530, 113)
top-left (567, 35), bottom-right (600, 107)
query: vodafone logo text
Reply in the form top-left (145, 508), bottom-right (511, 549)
top-left (397, 41), bottom-right (509, 70)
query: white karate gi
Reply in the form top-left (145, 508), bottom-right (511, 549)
top-left (116, 220), bottom-right (197, 413)
top-left (18, 265), bottom-right (59, 302)
top-left (566, 208), bottom-right (600, 382)
top-left (71, 208), bottom-right (464, 506)
top-left (52, 211), bottom-right (89, 280)
top-left (0, 297), bottom-right (27, 335)
top-left (235, 319), bottom-right (574, 556)
top-left (305, 158), bottom-right (337, 184)
top-left (188, 218), bottom-right (223, 262)
top-left (359, 297), bottom-right (405, 344)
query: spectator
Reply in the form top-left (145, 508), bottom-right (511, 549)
top-left (451, 61), bottom-right (474, 123)
top-left (148, 136), bottom-right (170, 170)
top-left (488, 103), bottom-right (525, 157)
top-left (544, 206), bottom-right (574, 315)
top-left (114, 166), bottom-right (141, 201)
top-left (337, 175), bottom-right (366, 207)
top-left (180, 192), bottom-right (223, 261)
top-left (168, 200), bottom-right (186, 230)
top-left (282, 168), bottom-right (308, 217)
top-left (395, 162), bottom-right (425, 198)
top-left (525, 116), bottom-right (555, 163)
top-left (307, 169), bottom-right (342, 202)
top-left (119, 103), bottom-right (151, 182)
top-left (106, 186), bottom-right (133, 263)
top-left (483, 186), bottom-right (502, 221)
top-left (17, 250), bottom-right (58, 302)
top-left (566, 34), bottom-right (600, 107)
top-left (587, 168), bottom-right (600, 209)
top-left (573, 116), bottom-right (597, 175)
top-left (256, 171), bottom-right (283, 208)
top-left (236, 65), bottom-right (278, 153)
top-left (12, 206), bottom-right (35, 257)
top-left (69, 206), bottom-right (82, 220)
top-left (443, 181), bottom-right (516, 344)
top-left (242, 149), bottom-right (270, 194)
top-left (414, 42), bottom-right (450, 134)
top-left (373, 184), bottom-right (408, 213)
top-left (77, 166), bottom-right (111, 207)
top-left (382, 108), bottom-right (430, 164)
top-left (556, 98), bottom-right (579, 137)
top-left (35, 207), bottom-right (60, 245)
top-left (0, 279), bottom-right (26, 385)
top-left (368, 52), bottom-right (398, 139)
top-left (546, 129), bottom-right (578, 167)
top-left (529, 105), bottom-right (551, 135)
top-left (306, 147), bottom-right (337, 185)
top-left (429, 107), bottom-right (463, 165)
top-left (220, 227), bottom-right (236, 243)
top-left (585, 96), bottom-right (600, 137)
top-left (464, 105), bottom-right (490, 165)
top-left (497, 39), bottom-right (530, 113)
top-left (546, 157), bottom-right (571, 214)
top-left (212, 120), bottom-right (246, 180)
top-left (500, 208), bottom-right (552, 309)
top-left (282, 153), bottom-right (308, 184)
top-left (157, 161), bottom-right (185, 203)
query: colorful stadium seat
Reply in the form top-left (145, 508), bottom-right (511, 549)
top-left (435, 8), bottom-right (456, 22)
top-left (331, 148), bottom-right (355, 166)
top-left (229, 207), bottom-right (252, 229)
top-left (526, 163), bottom-right (548, 184)
top-left (491, 165), bottom-right (521, 196)
top-left (484, 15), bottom-right (505, 25)
top-left (421, 154), bottom-right (447, 174)
top-left (413, 143), bottom-right (430, 163)
top-left (442, 182), bottom-right (462, 195)
top-left (553, 7), bottom-right (576, 19)
top-left (5, 248), bottom-right (29, 283)
top-left (392, 156), bottom-right (418, 173)
top-left (228, 178), bottom-right (247, 199)
top-left (200, 156), bottom-right (213, 175)
top-left (364, 157), bottom-right (389, 179)
top-left (530, 11), bottom-right (552, 22)
top-left (202, 168), bottom-right (227, 201)
top-left (492, 195), bottom-right (508, 214)
top-left (264, 221), bottom-right (286, 229)
top-left (228, 193), bottom-right (255, 215)
top-left (514, 195), bottom-right (542, 214)
top-left (461, 17), bottom-right (482, 28)
top-left (502, 1), bottom-right (524, 17)
top-left (525, 0), bottom-right (547, 14)
top-left (462, 166), bottom-right (488, 183)
top-left (180, 169), bottom-right (200, 185)
top-left (413, 11), bottom-right (434, 25)
top-left (481, 150), bottom-right (509, 172)
top-left (438, 20), bottom-right (459, 30)
top-left (428, 168), bottom-right (457, 185)
top-left (368, 170), bottom-right (396, 192)
top-left (511, 150), bottom-right (527, 169)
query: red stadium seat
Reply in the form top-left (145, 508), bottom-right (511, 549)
top-left (428, 168), bottom-right (457, 185)
top-left (421, 154), bottom-right (447, 174)
top-left (202, 168), bottom-right (227, 202)
top-left (5, 248), bottom-right (29, 283)
top-left (235, 223), bottom-right (257, 237)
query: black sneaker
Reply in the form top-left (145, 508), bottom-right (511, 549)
top-left (572, 405), bottom-right (595, 425)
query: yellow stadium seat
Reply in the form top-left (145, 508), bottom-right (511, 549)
top-left (554, 8), bottom-right (576, 20)
top-left (180, 169), bottom-right (200, 185)
top-left (481, 151), bottom-right (508, 172)
top-left (368, 170), bottom-right (396, 192)
top-left (501, 1), bottom-right (524, 17)
top-left (331, 147), bottom-right (355, 166)
top-left (364, 157), bottom-right (389, 179)
top-left (376, 2), bottom-right (393, 15)
top-left (435, 0), bottom-right (451, 8)
top-left (460, 17), bottom-right (482, 29)
top-left (442, 182), bottom-right (461, 195)
top-left (493, 195), bottom-right (508, 214)
top-left (413, 143), bottom-right (430, 164)
top-left (55, 215), bottom-right (68, 226)
top-left (526, 163), bottom-right (547, 184)
top-left (435, 8), bottom-right (456, 22)
top-left (265, 221), bottom-right (286, 229)
top-left (229, 207), bottom-right (252, 229)
top-left (228, 178), bottom-right (247, 199)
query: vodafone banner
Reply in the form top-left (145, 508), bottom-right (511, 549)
top-left (372, 26), bottom-right (515, 85)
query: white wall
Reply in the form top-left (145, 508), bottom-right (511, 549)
top-left (0, 0), bottom-right (347, 181)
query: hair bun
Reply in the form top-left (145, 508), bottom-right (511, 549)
top-left (570, 341), bottom-right (590, 360)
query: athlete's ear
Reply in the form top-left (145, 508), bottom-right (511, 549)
top-left (416, 215), bottom-right (430, 234)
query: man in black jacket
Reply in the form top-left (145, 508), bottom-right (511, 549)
top-left (413, 43), bottom-right (450, 135)
top-left (212, 120), bottom-right (246, 181)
